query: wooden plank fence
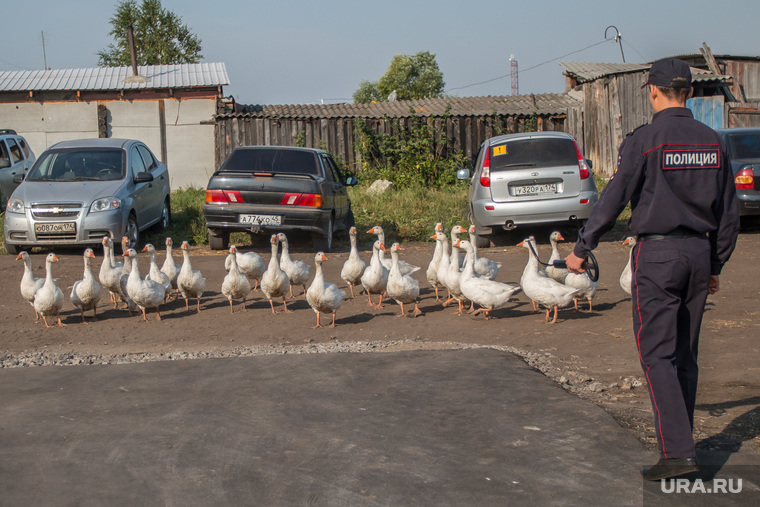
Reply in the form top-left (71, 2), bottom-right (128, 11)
top-left (214, 113), bottom-right (568, 173)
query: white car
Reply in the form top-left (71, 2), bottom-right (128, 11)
top-left (4, 138), bottom-right (171, 255)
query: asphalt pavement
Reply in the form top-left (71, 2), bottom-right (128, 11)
top-left (0, 349), bottom-right (755, 506)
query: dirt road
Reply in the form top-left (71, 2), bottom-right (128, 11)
top-left (2, 227), bottom-right (758, 456)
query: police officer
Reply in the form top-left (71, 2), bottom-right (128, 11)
top-left (564, 58), bottom-right (740, 481)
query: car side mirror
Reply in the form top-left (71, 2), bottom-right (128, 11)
top-left (456, 168), bottom-right (470, 180)
top-left (134, 171), bottom-right (154, 183)
top-left (345, 175), bottom-right (358, 186)
top-left (13, 173), bottom-right (25, 184)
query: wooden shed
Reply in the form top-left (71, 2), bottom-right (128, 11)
top-left (213, 94), bottom-right (581, 171)
top-left (561, 60), bottom-right (731, 177)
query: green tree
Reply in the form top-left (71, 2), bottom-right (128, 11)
top-left (354, 51), bottom-right (445, 103)
top-left (98, 0), bottom-right (202, 67)
top-left (353, 80), bottom-right (383, 104)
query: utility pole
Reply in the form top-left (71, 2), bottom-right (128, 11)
top-left (41, 31), bottom-right (49, 70)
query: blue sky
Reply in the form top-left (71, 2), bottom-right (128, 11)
top-left (2, 0), bottom-right (758, 105)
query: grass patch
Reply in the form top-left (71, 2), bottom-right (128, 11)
top-left (143, 187), bottom-right (209, 247)
top-left (349, 184), bottom-right (470, 245)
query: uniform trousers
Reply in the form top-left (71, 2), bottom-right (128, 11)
top-left (630, 236), bottom-right (711, 458)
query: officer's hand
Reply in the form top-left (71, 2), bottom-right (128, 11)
top-left (708, 275), bottom-right (720, 294)
top-left (564, 252), bottom-right (586, 274)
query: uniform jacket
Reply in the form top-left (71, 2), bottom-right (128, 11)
top-left (573, 107), bottom-right (740, 275)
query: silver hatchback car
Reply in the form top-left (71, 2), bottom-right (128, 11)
top-left (458, 132), bottom-right (598, 247)
top-left (4, 138), bottom-right (171, 255)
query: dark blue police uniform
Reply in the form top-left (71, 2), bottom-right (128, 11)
top-left (573, 106), bottom-right (740, 459)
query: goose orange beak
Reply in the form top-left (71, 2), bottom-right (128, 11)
top-left (430, 234), bottom-right (437, 239)
top-left (557, 233), bottom-right (565, 241)
top-left (15, 253), bottom-right (23, 260)
top-left (517, 241), bottom-right (524, 247)
top-left (379, 243), bottom-right (386, 251)
top-left (321, 254), bottom-right (328, 261)
top-left (52, 255), bottom-right (60, 262)
top-left (88, 251), bottom-right (95, 258)
top-left (142, 245), bottom-right (149, 252)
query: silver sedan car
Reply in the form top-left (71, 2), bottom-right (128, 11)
top-left (458, 132), bottom-right (598, 247)
top-left (4, 138), bottom-right (171, 255)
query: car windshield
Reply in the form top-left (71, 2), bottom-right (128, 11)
top-left (221, 148), bottom-right (319, 175)
top-left (25, 148), bottom-right (125, 182)
top-left (490, 138), bottom-right (577, 171)
top-left (727, 133), bottom-right (760, 160)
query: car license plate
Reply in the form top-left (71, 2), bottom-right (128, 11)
top-left (34, 222), bottom-right (76, 234)
top-left (514, 183), bottom-right (557, 196)
top-left (239, 214), bottom-right (282, 226)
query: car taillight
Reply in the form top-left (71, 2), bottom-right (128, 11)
top-left (573, 141), bottom-right (590, 180)
top-left (280, 193), bottom-right (322, 207)
top-left (480, 148), bottom-right (491, 187)
top-left (205, 190), bottom-right (243, 204)
top-left (735, 167), bottom-right (755, 190)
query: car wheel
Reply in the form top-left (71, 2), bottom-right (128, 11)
top-left (208, 228), bottom-right (229, 250)
top-left (4, 240), bottom-right (19, 255)
top-left (312, 215), bottom-right (333, 252)
top-left (159, 198), bottom-right (171, 230)
top-left (121, 213), bottom-right (139, 253)
top-left (472, 231), bottom-right (491, 249)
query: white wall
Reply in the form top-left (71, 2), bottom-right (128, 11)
top-left (1, 97), bottom-right (217, 190)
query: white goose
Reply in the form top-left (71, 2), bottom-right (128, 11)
top-left (386, 243), bottom-right (423, 317)
top-left (124, 248), bottom-right (165, 321)
top-left (34, 253), bottom-right (65, 327)
top-left (545, 231), bottom-right (569, 283)
top-left (16, 251), bottom-right (44, 320)
top-left (518, 238), bottom-right (580, 324)
top-left (443, 236), bottom-right (468, 314)
top-left (619, 236), bottom-right (637, 296)
top-left (520, 235), bottom-right (547, 312)
top-left (222, 245), bottom-right (253, 313)
top-left (436, 232), bottom-right (452, 304)
top-left (178, 241), bottom-right (206, 312)
top-left (260, 234), bottom-right (292, 314)
top-left (224, 245), bottom-right (265, 291)
top-left (278, 232), bottom-right (311, 298)
top-left (99, 237), bottom-right (123, 307)
top-left (564, 271), bottom-right (598, 312)
top-left (426, 224), bottom-right (445, 302)
top-left (458, 240), bottom-right (520, 319)
top-left (368, 225), bottom-right (420, 275)
top-left (160, 237), bottom-right (180, 299)
top-left (119, 236), bottom-right (138, 313)
top-left (467, 225), bottom-right (501, 280)
top-left (360, 240), bottom-right (389, 308)
top-left (340, 226), bottom-right (366, 298)
top-left (307, 252), bottom-right (346, 328)
top-left (143, 243), bottom-right (172, 301)
top-left (71, 248), bottom-right (102, 322)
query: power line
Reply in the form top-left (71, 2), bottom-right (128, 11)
top-left (446, 37), bottom-right (616, 93)
top-left (622, 39), bottom-right (647, 62)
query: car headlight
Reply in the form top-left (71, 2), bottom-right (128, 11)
top-left (6, 197), bottom-right (24, 214)
top-left (90, 197), bottom-right (122, 212)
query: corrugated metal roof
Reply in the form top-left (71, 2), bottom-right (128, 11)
top-left (220, 93), bottom-right (580, 120)
top-left (560, 61), bottom-right (729, 85)
top-left (0, 62), bottom-right (229, 91)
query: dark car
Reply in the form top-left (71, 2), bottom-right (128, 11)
top-left (203, 146), bottom-right (357, 251)
top-left (0, 129), bottom-right (36, 210)
top-left (717, 128), bottom-right (760, 216)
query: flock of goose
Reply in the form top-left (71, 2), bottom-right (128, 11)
top-left (15, 224), bottom-right (638, 328)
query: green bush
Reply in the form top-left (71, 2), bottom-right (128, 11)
top-left (354, 107), bottom-right (469, 190)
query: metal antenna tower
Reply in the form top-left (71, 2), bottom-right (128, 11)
top-left (510, 55), bottom-right (518, 96)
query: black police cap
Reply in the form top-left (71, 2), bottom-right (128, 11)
top-left (641, 58), bottom-right (692, 89)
